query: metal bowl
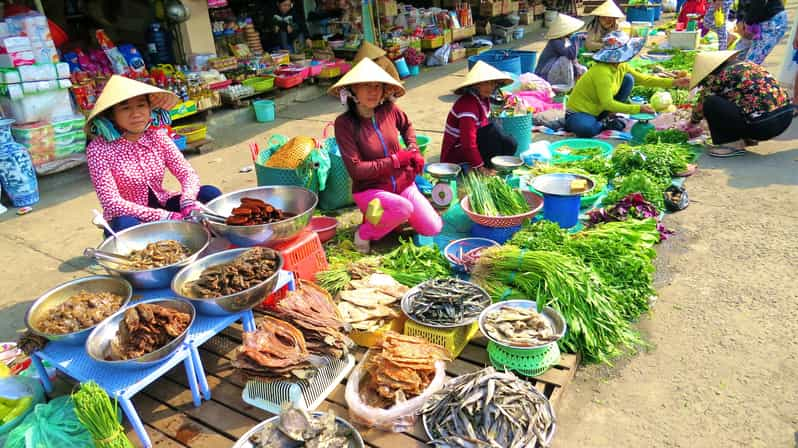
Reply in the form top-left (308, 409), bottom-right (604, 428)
top-left (401, 279), bottom-right (491, 329)
top-left (490, 155), bottom-right (523, 173)
top-left (171, 248), bottom-right (284, 316)
top-left (85, 298), bottom-right (195, 369)
top-left (94, 221), bottom-right (211, 289)
top-left (25, 275), bottom-right (133, 345)
top-left (233, 413), bottom-right (365, 448)
top-left (202, 186), bottom-right (317, 247)
top-left (478, 300), bottom-right (567, 350)
top-left (530, 173), bottom-right (596, 197)
top-left (426, 162), bottom-right (461, 180)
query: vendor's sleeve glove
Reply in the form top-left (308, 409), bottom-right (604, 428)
top-left (411, 151), bottom-right (425, 175)
top-left (395, 150), bottom-right (416, 167)
top-left (180, 204), bottom-right (201, 219)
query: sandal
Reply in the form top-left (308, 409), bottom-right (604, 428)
top-left (674, 163), bottom-right (697, 177)
top-left (664, 185), bottom-right (689, 212)
top-left (743, 138), bottom-right (758, 146)
top-left (708, 146), bottom-right (747, 158)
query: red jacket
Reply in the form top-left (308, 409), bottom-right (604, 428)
top-left (334, 102), bottom-right (418, 194)
top-left (440, 93), bottom-right (490, 168)
top-left (678, 0), bottom-right (707, 24)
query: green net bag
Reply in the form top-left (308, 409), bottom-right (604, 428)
top-left (5, 396), bottom-right (94, 448)
top-left (318, 124), bottom-right (355, 210)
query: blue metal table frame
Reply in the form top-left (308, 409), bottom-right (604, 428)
top-left (29, 269), bottom-right (295, 448)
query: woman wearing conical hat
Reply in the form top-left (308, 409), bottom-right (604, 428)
top-left (535, 14), bottom-right (587, 89)
top-left (354, 41), bottom-right (401, 82)
top-left (685, 51), bottom-right (792, 157)
top-left (85, 75), bottom-right (221, 235)
top-left (584, 0), bottom-right (624, 52)
top-left (440, 61), bottom-right (517, 172)
top-left (331, 59), bottom-right (441, 253)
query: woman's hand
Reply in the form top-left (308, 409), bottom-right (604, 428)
top-left (395, 150), bottom-right (415, 167)
top-left (673, 77), bottom-right (691, 88)
top-left (411, 152), bottom-right (425, 175)
top-left (640, 104), bottom-right (656, 114)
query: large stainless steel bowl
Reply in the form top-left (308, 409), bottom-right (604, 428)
top-left (233, 413), bottom-right (365, 448)
top-left (25, 275), bottom-right (133, 345)
top-left (94, 221), bottom-right (211, 289)
top-left (478, 299), bottom-right (567, 350)
top-left (171, 248), bottom-right (284, 316)
top-left (85, 298), bottom-right (195, 369)
top-left (202, 186), bottom-right (317, 247)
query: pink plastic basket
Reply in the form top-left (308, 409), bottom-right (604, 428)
top-left (460, 190), bottom-right (543, 228)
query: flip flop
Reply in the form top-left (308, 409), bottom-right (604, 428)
top-left (743, 138), bottom-right (758, 146)
top-left (674, 163), bottom-right (697, 177)
top-left (708, 146), bottom-right (747, 158)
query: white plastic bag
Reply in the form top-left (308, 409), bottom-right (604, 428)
top-left (345, 352), bottom-right (447, 432)
top-left (426, 44), bottom-right (451, 67)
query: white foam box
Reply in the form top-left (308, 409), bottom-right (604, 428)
top-left (0, 36), bottom-right (32, 52)
top-left (55, 62), bottom-right (70, 79)
top-left (669, 30), bottom-right (699, 50)
top-left (31, 42), bottom-right (58, 64)
top-left (18, 64), bottom-right (57, 82)
top-left (0, 88), bottom-right (74, 124)
top-left (0, 51), bottom-right (34, 68)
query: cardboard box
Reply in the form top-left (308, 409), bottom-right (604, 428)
top-left (450, 47), bottom-right (467, 61)
top-left (443, 29), bottom-right (453, 44)
top-left (519, 11), bottom-right (534, 24)
top-left (501, 0), bottom-right (512, 13)
top-left (380, 0), bottom-right (399, 16)
top-left (421, 36), bottom-right (444, 49)
top-left (480, 1), bottom-right (502, 16)
top-left (476, 21), bottom-right (492, 35)
top-left (533, 3), bottom-right (545, 14)
top-left (452, 25), bottom-right (476, 41)
top-left (466, 45), bottom-right (490, 56)
top-left (506, 1), bottom-right (520, 13)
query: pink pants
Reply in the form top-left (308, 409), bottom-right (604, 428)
top-left (352, 184), bottom-right (443, 241)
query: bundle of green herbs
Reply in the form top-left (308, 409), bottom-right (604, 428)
top-left (604, 170), bottom-right (668, 211)
top-left (612, 142), bottom-right (694, 181)
top-left (463, 171), bottom-right (528, 216)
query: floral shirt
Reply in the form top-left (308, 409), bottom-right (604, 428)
top-left (86, 127), bottom-right (200, 222)
top-left (692, 61), bottom-right (789, 122)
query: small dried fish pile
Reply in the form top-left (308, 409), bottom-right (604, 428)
top-left (337, 274), bottom-right (406, 332)
top-left (249, 403), bottom-right (354, 448)
top-left (233, 315), bottom-right (315, 381)
top-left (268, 281), bottom-right (351, 359)
top-left (483, 306), bottom-right (558, 347)
top-left (126, 240), bottom-right (191, 270)
top-left (38, 291), bottom-right (125, 334)
top-left (108, 303), bottom-right (191, 360)
top-left (360, 332), bottom-right (450, 409)
top-left (225, 197), bottom-right (292, 226)
top-left (405, 279), bottom-right (489, 326)
top-left (185, 247), bottom-right (279, 298)
top-left (422, 367), bottom-right (555, 448)
top-left (446, 247), bottom-right (488, 273)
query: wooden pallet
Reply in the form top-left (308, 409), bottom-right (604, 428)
top-left (112, 323), bottom-right (578, 447)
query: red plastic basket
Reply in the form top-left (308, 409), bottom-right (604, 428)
top-left (276, 73), bottom-right (305, 89)
top-left (270, 229), bottom-right (328, 281)
top-left (460, 190), bottom-right (544, 228)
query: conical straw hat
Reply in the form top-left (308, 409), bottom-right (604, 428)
top-left (454, 60), bottom-right (513, 95)
top-left (545, 13), bottom-right (585, 39)
top-left (354, 41), bottom-right (387, 63)
top-left (690, 50), bottom-right (739, 88)
top-left (589, 0), bottom-right (625, 18)
top-left (328, 58), bottom-right (406, 98)
top-left (87, 75), bottom-right (179, 125)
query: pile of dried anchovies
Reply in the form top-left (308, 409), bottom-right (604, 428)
top-left (405, 278), bottom-right (489, 326)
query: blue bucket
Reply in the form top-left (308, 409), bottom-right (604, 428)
top-left (408, 64), bottom-right (420, 76)
top-left (395, 57), bottom-right (410, 78)
top-left (508, 50), bottom-right (537, 73)
top-left (471, 223), bottom-right (521, 243)
top-left (467, 51), bottom-right (522, 76)
top-left (499, 114), bottom-right (533, 155)
top-left (541, 194), bottom-right (581, 228)
top-left (253, 99), bottom-right (275, 123)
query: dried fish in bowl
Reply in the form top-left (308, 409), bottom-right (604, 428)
top-left (402, 278), bottom-right (490, 327)
top-left (483, 305), bottom-right (558, 347)
top-left (225, 197), bottom-right (295, 226)
top-left (246, 403), bottom-right (359, 448)
top-left (422, 367), bottom-right (556, 448)
top-left (108, 303), bottom-right (191, 360)
top-left (37, 291), bottom-right (125, 335)
top-left (185, 247), bottom-right (279, 298)
top-left (126, 240), bottom-right (191, 270)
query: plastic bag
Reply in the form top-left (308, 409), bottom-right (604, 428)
top-left (426, 44), bottom-right (451, 67)
top-left (4, 396), bottom-right (94, 448)
top-left (345, 352), bottom-right (447, 432)
top-left (0, 376), bottom-right (45, 445)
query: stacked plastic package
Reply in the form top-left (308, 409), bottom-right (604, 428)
top-left (12, 114), bottom-right (86, 169)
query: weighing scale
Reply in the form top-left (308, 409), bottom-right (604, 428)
top-left (425, 163), bottom-right (461, 208)
top-left (630, 113), bottom-right (656, 145)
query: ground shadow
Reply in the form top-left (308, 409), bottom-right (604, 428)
top-left (0, 301), bottom-right (33, 341)
top-left (698, 145), bottom-right (798, 190)
top-left (438, 94), bottom-right (459, 103)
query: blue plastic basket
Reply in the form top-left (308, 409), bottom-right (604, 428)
top-left (508, 50), bottom-right (537, 73)
top-left (499, 114), bottom-right (533, 155)
top-left (467, 51), bottom-right (522, 76)
top-left (444, 237), bottom-right (499, 273)
top-left (626, 6), bottom-right (655, 23)
top-left (471, 223), bottom-right (521, 243)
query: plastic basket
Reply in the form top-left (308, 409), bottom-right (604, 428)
top-left (487, 340), bottom-right (561, 377)
top-left (318, 129), bottom-right (355, 211)
top-left (404, 320), bottom-right (479, 358)
top-left (626, 6), bottom-right (655, 23)
top-left (460, 190), bottom-right (543, 228)
top-left (255, 136), bottom-right (320, 191)
top-left (243, 76), bottom-right (275, 93)
top-left (508, 50), bottom-right (537, 73)
top-left (253, 99), bottom-right (276, 123)
top-left (173, 124), bottom-right (207, 143)
top-left (467, 51), bottom-right (522, 75)
top-left (350, 316), bottom-right (406, 348)
top-left (549, 138), bottom-right (614, 163)
top-left (172, 135), bottom-right (187, 151)
top-left (271, 229), bottom-right (328, 281)
top-left (470, 222), bottom-right (521, 243)
top-left (498, 114), bottom-right (533, 155)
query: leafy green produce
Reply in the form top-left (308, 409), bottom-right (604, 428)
top-left (463, 172), bottom-right (528, 216)
top-left (473, 246), bottom-right (643, 364)
top-left (557, 156), bottom-right (615, 179)
top-left (604, 170), bottom-right (668, 211)
top-left (379, 238), bottom-right (451, 286)
top-left (73, 381), bottom-right (134, 448)
top-left (612, 143), bottom-right (693, 182)
top-left (644, 129), bottom-right (689, 144)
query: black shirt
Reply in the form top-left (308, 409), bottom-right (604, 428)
top-left (737, 0), bottom-right (784, 25)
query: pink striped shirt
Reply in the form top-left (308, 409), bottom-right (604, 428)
top-left (86, 127), bottom-right (200, 222)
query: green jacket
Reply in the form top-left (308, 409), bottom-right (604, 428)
top-left (567, 62), bottom-right (674, 115)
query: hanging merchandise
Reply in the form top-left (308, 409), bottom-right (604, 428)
top-left (95, 30), bottom-right (132, 76)
top-left (147, 22), bottom-right (173, 65)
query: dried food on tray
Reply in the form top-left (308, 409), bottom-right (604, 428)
top-left (248, 403), bottom-right (354, 448)
top-left (483, 305), bottom-right (557, 347)
top-left (233, 315), bottom-right (315, 381)
top-left (267, 281), bottom-right (351, 359)
top-left (404, 278), bottom-right (490, 327)
top-left (337, 274), bottom-right (406, 332)
top-left (184, 247), bottom-right (279, 298)
top-left (125, 240), bottom-right (191, 270)
top-left (225, 197), bottom-right (294, 226)
top-left (37, 291), bottom-right (125, 334)
top-left (108, 303), bottom-right (191, 360)
top-left (360, 332), bottom-right (450, 409)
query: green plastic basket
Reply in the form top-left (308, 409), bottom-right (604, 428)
top-left (550, 138), bottom-right (614, 163)
top-left (399, 134), bottom-right (431, 154)
top-left (255, 135), bottom-right (319, 192)
top-left (487, 340), bottom-right (561, 377)
top-left (318, 137), bottom-right (355, 210)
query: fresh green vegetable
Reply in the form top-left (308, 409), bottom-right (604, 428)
top-left (612, 143), bottom-right (693, 182)
top-left (463, 172), bottom-right (528, 216)
top-left (553, 144), bottom-right (604, 158)
top-left (524, 164), bottom-right (608, 193)
top-left (379, 238), bottom-right (451, 286)
top-left (72, 382), bottom-right (134, 448)
top-left (605, 170), bottom-right (668, 211)
top-left (472, 246), bottom-right (644, 364)
top-left (644, 129), bottom-right (689, 144)
top-left (0, 396), bottom-right (32, 424)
